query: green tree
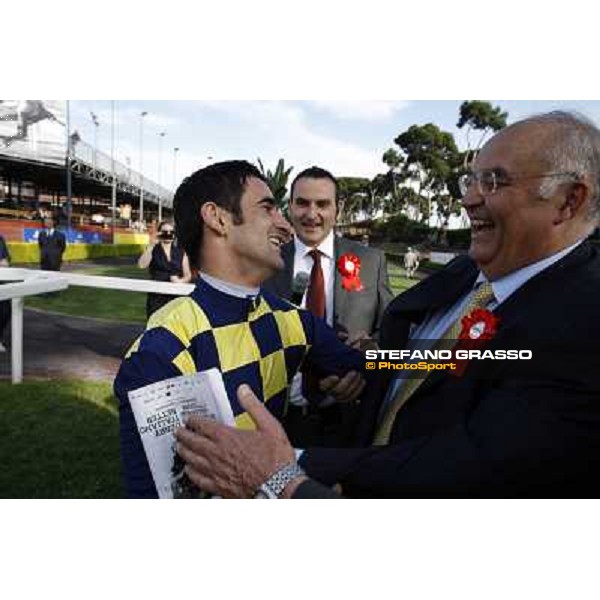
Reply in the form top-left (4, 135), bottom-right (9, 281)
top-left (256, 158), bottom-right (294, 207)
top-left (457, 100), bottom-right (508, 166)
top-left (382, 147), bottom-right (403, 169)
top-left (381, 148), bottom-right (406, 211)
top-left (393, 123), bottom-right (461, 235)
top-left (337, 177), bottom-right (372, 222)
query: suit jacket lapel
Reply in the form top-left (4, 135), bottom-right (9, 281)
top-left (333, 238), bottom-right (347, 324)
top-left (282, 242), bottom-right (294, 295)
top-left (384, 255), bottom-right (479, 331)
top-left (378, 256), bottom-right (479, 404)
top-left (408, 241), bottom-right (595, 400)
top-left (264, 241), bottom-right (295, 299)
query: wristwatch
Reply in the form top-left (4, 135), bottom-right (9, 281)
top-left (253, 463), bottom-right (306, 499)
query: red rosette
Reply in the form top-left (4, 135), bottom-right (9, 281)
top-left (337, 253), bottom-right (363, 292)
top-left (458, 308), bottom-right (500, 341)
top-left (450, 309), bottom-right (501, 377)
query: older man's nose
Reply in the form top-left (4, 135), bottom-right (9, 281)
top-left (460, 184), bottom-right (483, 208)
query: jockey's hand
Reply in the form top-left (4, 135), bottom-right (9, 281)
top-left (319, 370), bottom-right (365, 404)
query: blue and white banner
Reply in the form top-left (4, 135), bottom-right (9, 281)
top-left (24, 228), bottom-right (103, 244)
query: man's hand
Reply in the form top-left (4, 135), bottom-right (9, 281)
top-left (318, 370), bottom-right (365, 404)
top-left (345, 329), bottom-right (379, 353)
top-left (174, 385), bottom-right (299, 498)
top-left (337, 328), bottom-right (379, 353)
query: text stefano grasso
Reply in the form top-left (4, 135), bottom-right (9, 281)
top-left (337, 253), bottom-right (363, 291)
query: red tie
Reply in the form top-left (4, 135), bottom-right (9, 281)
top-left (306, 249), bottom-right (325, 319)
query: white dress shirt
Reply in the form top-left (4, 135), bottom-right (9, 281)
top-left (289, 231), bottom-right (336, 407)
top-left (292, 231), bottom-right (335, 327)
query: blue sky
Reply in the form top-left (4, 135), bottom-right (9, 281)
top-left (70, 100), bottom-right (600, 190)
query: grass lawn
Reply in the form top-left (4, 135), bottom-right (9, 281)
top-left (1, 261), bottom-right (419, 499)
top-left (0, 379), bottom-right (123, 498)
top-left (25, 264), bottom-right (148, 323)
top-left (388, 264), bottom-right (419, 295)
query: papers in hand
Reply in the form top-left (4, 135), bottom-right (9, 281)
top-left (128, 369), bottom-right (235, 499)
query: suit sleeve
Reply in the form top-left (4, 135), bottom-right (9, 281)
top-left (299, 378), bottom-right (600, 497)
top-left (292, 478), bottom-right (342, 499)
top-left (373, 250), bottom-right (394, 335)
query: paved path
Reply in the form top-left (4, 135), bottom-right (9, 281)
top-left (0, 308), bottom-right (143, 381)
top-left (1, 257), bottom-right (144, 381)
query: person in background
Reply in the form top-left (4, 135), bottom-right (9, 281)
top-left (137, 220), bottom-right (192, 319)
top-left (403, 246), bottom-right (420, 279)
top-left (0, 234), bottom-right (10, 352)
top-left (264, 166), bottom-right (392, 447)
top-left (38, 216), bottom-right (66, 271)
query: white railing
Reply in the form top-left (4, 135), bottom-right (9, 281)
top-left (0, 267), bottom-right (194, 384)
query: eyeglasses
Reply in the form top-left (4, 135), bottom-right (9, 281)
top-left (458, 169), bottom-right (579, 197)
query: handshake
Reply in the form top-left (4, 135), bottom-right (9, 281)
top-left (314, 327), bottom-right (378, 404)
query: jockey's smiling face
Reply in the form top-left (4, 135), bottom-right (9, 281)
top-left (223, 177), bottom-right (292, 283)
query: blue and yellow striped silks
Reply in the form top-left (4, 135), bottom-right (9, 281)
top-left (115, 277), bottom-right (363, 430)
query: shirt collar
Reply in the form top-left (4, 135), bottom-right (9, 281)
top-left (293, 230), bottom-right (335, 260)
top-left (199, 272), bottom-right (259, 298)
top-left (475, 239), bottom-right (584, 304)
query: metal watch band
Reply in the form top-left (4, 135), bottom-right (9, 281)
top-left (254, 463), bottom-right (306, 499)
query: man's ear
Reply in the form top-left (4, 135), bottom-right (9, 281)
top-left (554, 182), bottom-right (590, 224)
top-left (200, 202), bottom-right (228, 235)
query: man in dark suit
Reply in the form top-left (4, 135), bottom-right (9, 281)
top-left (174, 111), bottom-right (600, 498)
top-left (0, 234), bottom-right (10, 352)
top-left (264, 166), bottom-right (393, 446)
top-left (38, 216), bottom-right (67, 271)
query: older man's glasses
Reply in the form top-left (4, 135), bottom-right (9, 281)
top-left (458, 169), bottom-right (579, 197)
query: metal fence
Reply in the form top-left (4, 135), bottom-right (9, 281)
top-left (72, 140), bottom-right (174, 208)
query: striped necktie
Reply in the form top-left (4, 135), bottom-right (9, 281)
top-left (373, 282), bottom-right (495, 446)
